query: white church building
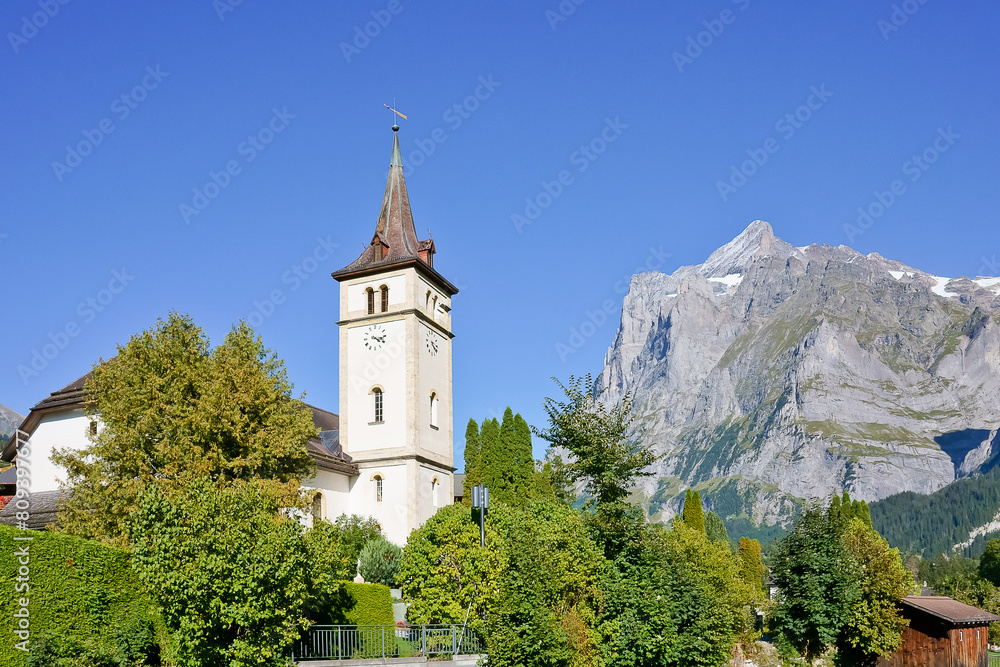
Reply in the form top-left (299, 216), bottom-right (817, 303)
top-left (1, 127), bottom-right (458, 546)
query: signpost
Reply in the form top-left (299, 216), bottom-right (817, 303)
top-left (471, 484), bottom-right (489, 547)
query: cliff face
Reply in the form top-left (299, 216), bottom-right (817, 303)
top-left (0, 404), bottom-right (23, 448)
top-left (601, 221), bottom-right (1000, 527)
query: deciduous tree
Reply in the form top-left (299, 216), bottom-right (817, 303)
top-left (55, 313), bottom-right (316, 546)
top-left (535, 375), bottom-right (660, 556)
top-left (128, 478), bottom-right (309, 667)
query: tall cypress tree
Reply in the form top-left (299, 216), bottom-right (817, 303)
top-left (479, 417), bottom-right (502, 498)
top-left (462, 418), bottom-right (481, 502)
top-left (496, 408), bottom-right (517, 503)
top-left (513, 413), bottom-right (535, 496)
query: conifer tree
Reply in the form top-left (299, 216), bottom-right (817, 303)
top-left (682, 489), bottom-right (706, 533)
top-left (463, 418), bottom-right (481, 502)
top-left (479, 417), bottom-right (502, 497)
top-left (738, 537), bottom-right (766, 594)
top-left (513, 413), bottom-right (535, 496)
top-left (705, 510), bottom-right (730, 544)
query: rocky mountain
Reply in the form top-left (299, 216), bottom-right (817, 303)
top-left (0, 404), bottom-right (23, 448)
top-left (601, 221), bottom-right (1000, 534)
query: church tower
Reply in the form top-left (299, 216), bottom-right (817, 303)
top-left (332, 126), bottom-right (458, 545)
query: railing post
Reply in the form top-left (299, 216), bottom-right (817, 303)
top-left (422, 625), bottom-right (426, 655)
top-left (382, 625), bottom-right (386, 659)
top-left (452, 624), bottom-right (457, 655)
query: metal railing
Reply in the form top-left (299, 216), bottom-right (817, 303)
top-left (989, 652), bottom-right (1000, 667)
top-left (290, 624), bottom-right (485, 661)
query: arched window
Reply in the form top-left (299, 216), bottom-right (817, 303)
top-left (429, 392), bottom-right (438, 429)
top-left (372, 388), bottom-right (384, 423)
top-left (380, 285), bottom-right (389, 312)
top-left (366, 287), bottom-right (375, 315)
top-left (425, 290), bottom-right (432, 310)
top-left (311, 492), bottom-right (325, 521)
top-left (431, 295), bottom-right (437, 315)
top-left (432, 476), bottom-right (440, 507)
top-left (373, 475), bottom-right (384, 503)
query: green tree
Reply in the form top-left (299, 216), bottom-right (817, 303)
top-left (836, 519), bottom-right (914, 667)
top-left (705, 511), bottom-right (729, 544)
top-left (737, 537), bottom-right (766, 596)
top-left (535, 375), bottom-right (660, 556)
top-left (681, 490), bottom-right (706, 533)
top-left (601, 521), bottom-right (753, 667)
top-left (398, 503), bottom-right (501, 629)
top-left (770, 505), bottom-right (859, 660)
top-left (55, 313), bottom-right (317, 546)
top-left (487, 500), bottom-right (606, 667)
top-left (536, 452), bottom-right (575, 504)
top-left (479, 417), bottom-right (503, 498)
top-left (463, 418), bottom-right (481, 502)
top-left (513, 413), bottom-right (536, 496)
top-left (981, 539), bottom-right (1000, 587)
top-left (358, 537), bottom-right (403, 587)
top-left (128, 478), bottom-right (309, 667)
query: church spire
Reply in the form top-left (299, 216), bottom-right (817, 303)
top-left (334, 126), bottom-right (443, 279)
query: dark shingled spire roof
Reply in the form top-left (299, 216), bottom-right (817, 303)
top-left (332, 128), bottom-right (457, 295)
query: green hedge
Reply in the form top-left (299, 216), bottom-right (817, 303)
top-left (325, 582), bottom-right (395, 626)
top-left (0, 525), bottom-right (169, 666)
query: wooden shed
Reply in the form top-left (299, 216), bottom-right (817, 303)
top-left (878, 596), bottom-right (1000, 667)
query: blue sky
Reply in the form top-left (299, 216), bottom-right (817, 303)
top-left (3, 1), bottom-right (998, 465)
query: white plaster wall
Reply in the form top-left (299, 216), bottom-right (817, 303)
top-left (346, 273), bottom-right (407, 314)
top-left (349, 463), bottom-right (410, 545)
top-left (302, 468), bottom-right (353, 528)
top-left (20, 409), bottom-right (92, 493)
top-left (344, 319), bottom-right (407, 453)
top-left (418, 465), bottom-right (451, 526)
top-left (417, 276), bottom-right (452, 330)
top-left (418, 322), bottom-right (453, 466)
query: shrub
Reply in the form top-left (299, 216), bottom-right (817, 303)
top-left (329, 582), bottom-right (395, 626)
top-left (0, 525), bottom-right (168, 667)
top-left (358, 537), bottom-right (402, 587)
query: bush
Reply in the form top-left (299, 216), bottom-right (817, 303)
top-left (330, 582), bottom-right (395, 626)
top-left (358, 538), bottom-right (402, 587)
top-left (0, 525), bottom-right (168, 667)
top-left (128, 478), bottom-right (309, 667)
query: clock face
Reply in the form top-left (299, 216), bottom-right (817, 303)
top-left (363, 324), bottom-right (387, 351)
top-left (425, 329), bottom-right (439, 356)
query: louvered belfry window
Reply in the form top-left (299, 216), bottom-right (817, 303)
top-left (366, 288), bottom-right (375, 315)
top-left (380, 285), bottom-right (389, 312)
